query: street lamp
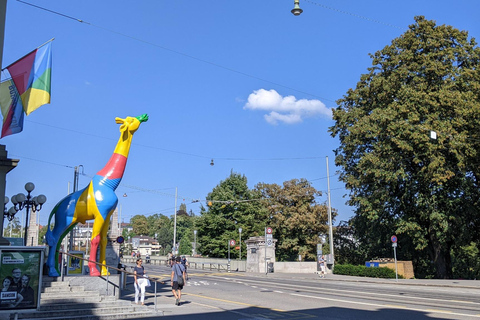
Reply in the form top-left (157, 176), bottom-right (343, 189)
top-left (10, 182), bottom-right (47, 246)
top-left (193, 230), bottom-right (197, 256)
top-left (291, 0), bottom-right (303, 16)
top-left (3, 196), bottom-right (17, 222)
top-left (238, 227), bottom-right (242, 260)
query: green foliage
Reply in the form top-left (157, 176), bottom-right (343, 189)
top-left (197, 172), bottom-right (267, 258)
top-left (329, 16), bottom-right (480, 279)
top-left (333, 264), bottom-right (402, 279)
top-left (4, 217), bottom-right (22, 238)
top-left (256, 179), bottom-right (332, 261)
top-left (333, 220), bottom-right (366, 265)
top-left (452, 242), bottom-right (480, 279)
top-left (38, 225), bottom-right (48, 245)
top-left (178, 235), bottom-right (192, 256)
top-left (130, 215), bottom-right (149, 236)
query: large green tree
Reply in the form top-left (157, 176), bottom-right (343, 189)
top-left (130, 215), bottom-right (149, 236)
top-left (330, 17), bottom-right (480, 278)
top-left (255, 179), bottom-right (332, 261)
top-left (197, 172), bottom-right (268, 258)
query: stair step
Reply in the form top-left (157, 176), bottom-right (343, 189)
top-left (40, 291), bottom-right (100, 299)
top-left (8, 277), bottom-right (161, 320)
top-left (42, 285), bottom-right (85, 293)
top-left (12, 310), bottom-right (161, 320)
top-left (39, 301), bottom-right (131, 311)
top-left (14, 305), bottom-right (150, 319)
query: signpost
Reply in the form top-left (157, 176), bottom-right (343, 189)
top-left (265, 227), bottom-right (272, 275)
top-left (228, 239), bottom-right (235, 272)
top-left (391, 235), bottom-right (398, 281)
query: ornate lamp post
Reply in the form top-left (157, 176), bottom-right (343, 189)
top-left (10, 182), bottom-right (47, 246)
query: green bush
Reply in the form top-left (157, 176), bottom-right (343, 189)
top-left (333, 264), bottom-right (403, 279)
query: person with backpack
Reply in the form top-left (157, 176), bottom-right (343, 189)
top-left (171, 256), bottom-right (186, 306)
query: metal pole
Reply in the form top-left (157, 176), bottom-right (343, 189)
top-left (393, 245), bottom-right (398, 281)
top-left (326, 156), bottom-right (334, 268)
top-left (69, 166), bottom-right (79, 251)
top-left (239, 229), bottom-right (242, 260)
top-left (154, 280), bottom-right (157, 312)
top-left (23, 192), bottom-right (31, 246)
top-left (264, 227), bottom-right (267, 275)
top-left (173, 187), bottom-right (177, 254)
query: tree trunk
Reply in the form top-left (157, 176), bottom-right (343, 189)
top-left (431, 238), bottom-right (453, 279)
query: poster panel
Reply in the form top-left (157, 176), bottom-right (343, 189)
top-left (67, 251), bottom-right (85, 275)
top-left (0, 247), bottom-right (44, 311)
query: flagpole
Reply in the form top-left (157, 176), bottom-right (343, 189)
top-left (1, 37), bottom-right (55, 71)
top-left (37, 37), bottom-right (55, 49)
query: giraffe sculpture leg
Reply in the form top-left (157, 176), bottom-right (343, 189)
top-left (88, 217), bottom-right (104, 276)
top-left (45, 193), bottom-right (81, 277)
top-left (99, 214), bottom-right (112, 276)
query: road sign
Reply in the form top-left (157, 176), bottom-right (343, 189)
top-left (266, 227), bottom-right (273, 234)
top-left (229, 239), bottom-right (236, 246)
top-left (266, 234), bottom-right (273, 239)
top-left (391, 235), bottom-right (397, 243)
top-left (266, 239), bottom-right (273, 247)
top-left (392, 242), bottom-right (397, 248)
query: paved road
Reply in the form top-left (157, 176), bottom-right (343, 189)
top-left (123, 263), bottom-right (480, 319)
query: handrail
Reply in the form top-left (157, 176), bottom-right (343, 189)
top-left (58, 251), bottom-right (164, 312)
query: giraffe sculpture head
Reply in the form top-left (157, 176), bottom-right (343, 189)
top-left (116, 114), bottom-right (149, 137)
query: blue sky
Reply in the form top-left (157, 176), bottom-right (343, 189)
top-left (1, 0), bottom-right (479, 228)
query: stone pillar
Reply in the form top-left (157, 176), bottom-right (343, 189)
top-left (26, 208), bottom-right (38, 246)
top-left (0, 145), bottom-right (19, 245)
top-left (106, 207), bottom-right (121, 273)
top-left (245, 236), bottom-right (277, 273)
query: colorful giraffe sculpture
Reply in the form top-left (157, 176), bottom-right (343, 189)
top-left (45, 114), bottom-right (148, 277)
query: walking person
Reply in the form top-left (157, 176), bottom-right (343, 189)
top-left (171, 256), bottom-right (186, 306)
top-left (133, 258), bottom-right (148, 305)
top-left (181, 256), bottom-right (189, 280)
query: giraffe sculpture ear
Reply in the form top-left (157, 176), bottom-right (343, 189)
top-left (116, 117), bottom-right (129, 133)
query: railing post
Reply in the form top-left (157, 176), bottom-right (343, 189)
top-left (106, 267), bottom-right (109, 295)
top-left (154, 278), bottom-right (157, 312)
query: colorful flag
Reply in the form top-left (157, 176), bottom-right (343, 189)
top-left (0, 79), bottom-right (24, 138)
top-left (6, 41), bottom-right (52, 115)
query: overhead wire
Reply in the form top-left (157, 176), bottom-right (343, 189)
top-left (15, 0), bottom-right (334, 103)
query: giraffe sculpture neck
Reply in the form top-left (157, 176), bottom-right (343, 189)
top-left (95, 129), bottom-right (134, 191)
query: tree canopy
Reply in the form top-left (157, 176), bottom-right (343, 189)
top-left (330, 16), bottom-right (480, 278)
top-left (256, 179), bottom-right (332, 261)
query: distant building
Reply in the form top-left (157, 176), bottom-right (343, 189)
top-left (131, 236), bottom-right (161, 256)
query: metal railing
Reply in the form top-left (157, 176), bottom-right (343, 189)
top-left (121, 257), bottom-right (231, 271)
top-left (58, 251), bottom-right (164, 312)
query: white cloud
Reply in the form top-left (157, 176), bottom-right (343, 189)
top-left (244, 89), bottom-right (331, 125)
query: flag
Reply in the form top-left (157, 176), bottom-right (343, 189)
top-left (0, 79), bottom-right (24, 138)
top-left (6, 41), bottom-right (52, 115)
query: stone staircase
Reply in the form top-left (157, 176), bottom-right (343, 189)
top-left (9, 277), bottom-right (161, 320)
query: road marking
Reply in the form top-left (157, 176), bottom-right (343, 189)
top-left (207, 275), bottom-right (480, 308)
top-left (185, 292), bottom-right (285, 312)
top-left (290, 293), bottom-right (480, 318)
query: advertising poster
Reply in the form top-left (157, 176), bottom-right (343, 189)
top-left (67, 251), bottom-right (85, 275)
top-left (0, 247), bottom-right (44, 311)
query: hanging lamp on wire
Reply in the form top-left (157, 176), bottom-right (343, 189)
top-left (291, 0), bottom-right (303, 16)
